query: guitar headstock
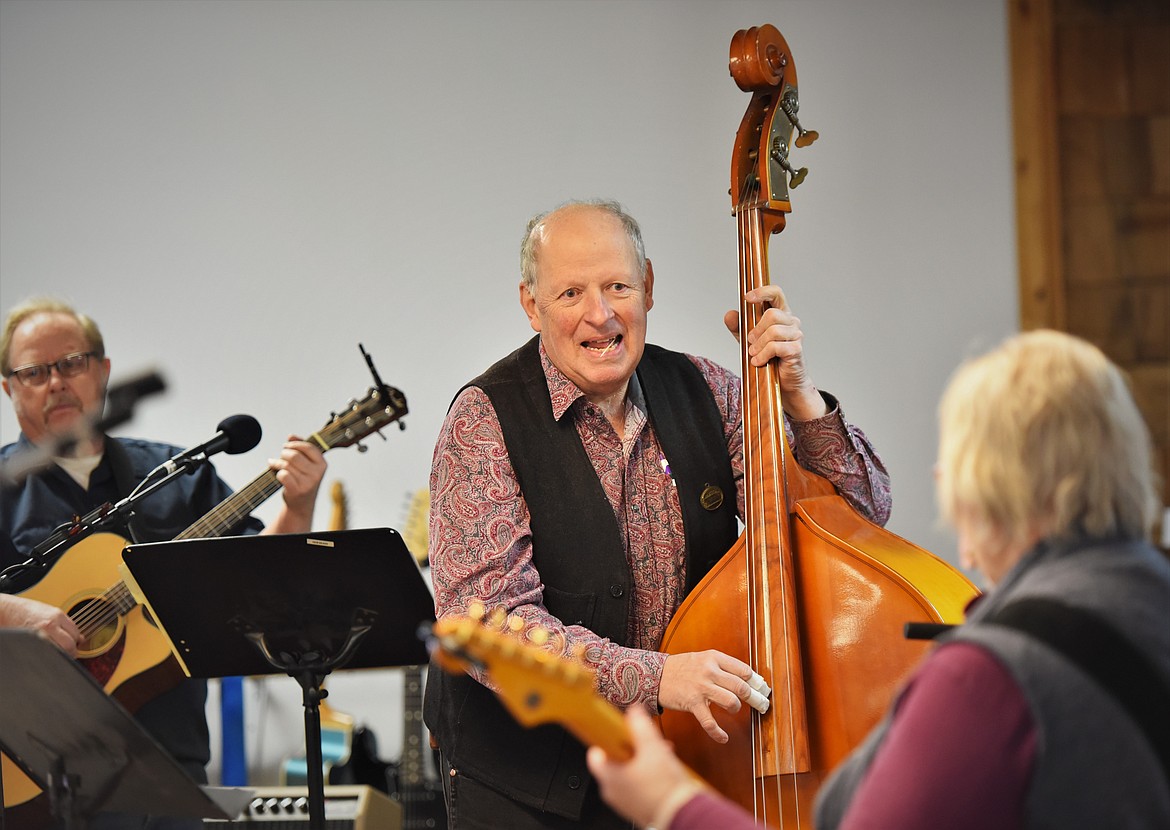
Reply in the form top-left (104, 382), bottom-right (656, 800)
top-left (312, 384), bottom-right (409, 452)
top-left (729, 24), bottom-right (818, 224)
top-left (328, 480), bottom-right (348, 531)
top-left (430, 612), bottom-right (633, 760)
top-left (401, 488), bottom-right (431, 567)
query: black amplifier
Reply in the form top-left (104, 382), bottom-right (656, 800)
top-left (206, 785), bottom-right (400, 829)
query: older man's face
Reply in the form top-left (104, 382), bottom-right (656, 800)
top-left (2, 312), bottom-right (110, 447)
top-left (519, 207), bottom-right (653, 406)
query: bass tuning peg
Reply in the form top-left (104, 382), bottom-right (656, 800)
top-left (782, 90), bottom-right (819, 148)
top-left (770, 136), bottom-right (809, 189)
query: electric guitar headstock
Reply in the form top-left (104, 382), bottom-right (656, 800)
top-left (401, 488), bottom-right (431, 567)
top-left (429, 607), bottom-right (633, 760)
top-left (328, 481), bottom-right (348, 531)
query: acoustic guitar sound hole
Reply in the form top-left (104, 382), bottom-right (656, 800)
top-left (68, 596), bottom-right (126, 686)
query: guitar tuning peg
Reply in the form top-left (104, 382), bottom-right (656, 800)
top-left (487, 607), bottom-right (508, 629)
top-left (468, 601), bottom-right (486, 621)
top-left (781, 90), bottom-right (819, 148)
top-left (355, 440), bottom-right (368, 453)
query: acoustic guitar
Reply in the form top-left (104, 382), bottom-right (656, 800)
top-left (2, 384), bottom-right (408, 810)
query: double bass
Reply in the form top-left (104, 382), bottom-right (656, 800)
top-left (658, 24), bottom-right (979, 825)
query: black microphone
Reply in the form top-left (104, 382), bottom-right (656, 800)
top-left (190, 413), bottom-right (263, 457)
top-left (168, 414), bottom-right (262, 472)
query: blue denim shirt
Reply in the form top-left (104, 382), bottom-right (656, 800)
top-left (0, 433), bottom-right (264, 781)
top-left (1, 434), bottom-right (262, 582)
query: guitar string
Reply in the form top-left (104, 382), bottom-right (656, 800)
top-left (66, 475), bottom-right (274, 642)
top-left (66, 423), bottom-right (345, 642)
top-left (68, 411), bottom-right (401, 657)
top-left (65, 407), bottom-right (408, 650)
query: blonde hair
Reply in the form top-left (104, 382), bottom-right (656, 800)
top-left (937, 330), bottom-right (1159, 552)
top-left (0, 297), bottom-right (105, 376)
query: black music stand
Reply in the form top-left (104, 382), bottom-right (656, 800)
top-left (0, 630), bottom-right (251, 829)
top-left (119, 527), bottom-right (436, 830)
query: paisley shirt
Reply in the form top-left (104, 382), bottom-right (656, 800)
top-left (429, 341), bottom-right (891, 709)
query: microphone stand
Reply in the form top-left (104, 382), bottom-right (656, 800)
top-left (0, 455), bottom-right (212, 592)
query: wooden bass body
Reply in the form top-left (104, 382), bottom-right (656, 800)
top-left (660, 496), bottom-right (976, 823)
top-left (658, 26), bottom-right (979, 822)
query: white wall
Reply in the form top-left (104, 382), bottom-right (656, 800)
top-left (0, 0), bottom-right (1017, 785)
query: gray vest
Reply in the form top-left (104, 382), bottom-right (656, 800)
top-left (816, 536), bottom-right (1170, 829)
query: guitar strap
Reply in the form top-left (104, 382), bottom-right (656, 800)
top-left (102, 438), bottom-right (146, 543)
top-left (103, 437), bottom-right (138, 496)
top-left (986, 597), bottom-right (1170, 790)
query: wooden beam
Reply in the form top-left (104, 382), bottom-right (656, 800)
top-left (1009, 0), bottom-right (1065, 331)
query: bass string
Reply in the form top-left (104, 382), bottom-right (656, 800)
top-left (739, 198), bottom-right (803, 826)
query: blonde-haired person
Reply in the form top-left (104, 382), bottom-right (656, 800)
top-left (588, 329), bottom-right (1169, 830)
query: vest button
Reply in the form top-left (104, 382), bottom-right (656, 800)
top-left (567, 775), bottom-right (582, 789)
top-left (610, 584), bottom-right (624, 598)
top-left (699, 484), bottom-right (725, 511)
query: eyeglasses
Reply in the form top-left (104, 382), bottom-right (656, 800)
top-left (6, 351), bottom-right (98, 387)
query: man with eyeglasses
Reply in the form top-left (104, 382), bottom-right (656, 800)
top-left (0, 297), bottom-right (328, 829)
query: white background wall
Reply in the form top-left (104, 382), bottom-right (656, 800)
top-left (0, 0), bottom-right (1017, 785)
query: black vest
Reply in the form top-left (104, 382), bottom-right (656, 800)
top-left (424, 337), bottom-right (738, 819)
